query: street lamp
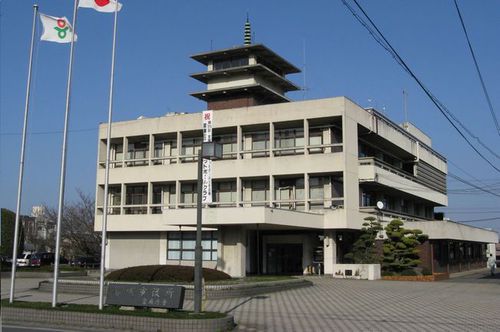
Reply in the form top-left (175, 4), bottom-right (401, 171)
top-left (194, 142), bottom-right (222, 314)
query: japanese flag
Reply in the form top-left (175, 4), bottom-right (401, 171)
top-left (39, 14), bottom-right (77, 43)
top-left (79, 0), bottom-right (123, 13)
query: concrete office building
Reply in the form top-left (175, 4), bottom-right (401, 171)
top-left (94, 30), bottom-right (498, 277)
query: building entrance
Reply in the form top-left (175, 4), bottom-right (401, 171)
top-left (266, 244), bottom-right (303, 274)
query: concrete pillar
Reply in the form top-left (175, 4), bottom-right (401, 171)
top-left (176, 131), bottom-right (182, 164)
top-left (218, 226), bottom-right (247, 277)
top-left (302, 234), bottom-right (313, 274)
top-left (175, 180), bottom-right (180, 209)
top-left (304, 119), bottom-right (309, 156)
top-left (323, 127), bottom-right (332, 153)
top-left (237, 125), bottom-right (242, 160)
top-left (236, 177), bottom-right (241, 207)
top-left (269, 175), bottom-right (274, 207)
top-left (148, 134), bottom-right (154, 166)
top-left (123, 137), bottom-right (128, 167)
top-left (304, 173), bottom-right (310, 211)
top-left (323, 230), bottom-right (337, 275)
top-left (269, 122), bottom-right (274, 158)
top-left (120, 183), bottom-right (126, 215)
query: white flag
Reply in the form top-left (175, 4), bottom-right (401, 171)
top-left (79, 0), bottom-right (122, 13)
top-left (39, 14), bottom-right (77, 43)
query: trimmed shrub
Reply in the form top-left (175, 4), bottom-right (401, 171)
top-left (401, 269), bottom-right (417, 276)
top-left (106, 265), bottom-right (231, 283)
top-left (421, 267), bottom-right (432, 276)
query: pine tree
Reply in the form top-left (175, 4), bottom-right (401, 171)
top-left (344, 217), bottom-right (383, 264)
top-left (382, 219), bottom-right (428, 274)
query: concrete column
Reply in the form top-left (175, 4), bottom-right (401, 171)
top-left (304, 173), bottom-right (310, 211)
top-left (323, 127), bottom-right (332, 153)
top-left (176, 131), bottom-right (182, 164)
top-left (218, 226), bottom-right (247, 277)
top-left (323, 230), bottom-right (337, 275)
top-left (175, 180), bottom-right (180, 209)
top-left (302, 234), bottom-right (313, 274)
top-left (324, 176), bottom-right (332, 208)
top-left (243, 133), bottom-right (252, 159)
top-left (236, 177), bottom-right (241, 207)
top-left (236, 125), bottom-right (242, 160)
top-left (304, 119), bottom-right (309, 156)
top-left (120, 183), bottom-right (126, 215)
top-left (159, 232), bottom-right (167, 264)
top-left (269, 122), bottom-right (274, 158)
top-left (269, 175), bottom-right (274, 207)
top-left (147, 182), bottom-right (153, 213)
top-left (123, 137), bottom-right (128, 167)
top-left (149, 134), bottom-right (154, 166)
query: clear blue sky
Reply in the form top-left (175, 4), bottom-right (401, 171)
top-left (1, 0), bottom-right (499, 233)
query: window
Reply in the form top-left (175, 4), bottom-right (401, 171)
top-left (250, 180), bottom-right (268, 204)
top-left (309, 177), bottom-right (324, 200)
top-left (125, 184), bottom-right (147, 214)
top-left (126, 185), bottom-right (147, 205)
top-left (107, 185), bottom-right (121, 215)
top-left (181, 137), bottom-right (202, 161)
top-left (152, 183), bottom-right (176, 213)
top-left (213, 57), bottom-right (249, 70)
top-left (275, 178), bottom-right (305, 209)
top-left (127, 140), bottom-right (149, 166)
top-left (213, 135), bottom-right (237, 159)
top-left (111, 143), bottom-right (123, 162)
top-left (181, 183), bottom-right (197, 206)
top-left (275, 129), bottom-right (304, 149)
top-left (167, 231), bottom-right (217, 261)
top-left (361, 191), bottom-right (375, 207)
top-left (213, 181), bottom-right (236, 204)
top-left (245, 131), bottom-right (269, 157)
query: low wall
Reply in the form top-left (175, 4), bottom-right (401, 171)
top-left (382, 273), bottom-right (449, 282)
top-left (38, 278), bottom-right (313, 299)
top-left (332, 264), bottom-right (381, 280)
top-left (2, 307), bottom-right (234, 332)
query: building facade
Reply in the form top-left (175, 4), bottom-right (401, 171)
top-left (94, 40), bottom-right (497, 277)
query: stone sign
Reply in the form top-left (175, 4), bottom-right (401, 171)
top-left (106, 284), bottom-right (185, 309)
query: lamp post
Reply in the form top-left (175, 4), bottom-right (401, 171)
top-left (194, 142), bottom-right (222, 314)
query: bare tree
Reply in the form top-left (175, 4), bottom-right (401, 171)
top-left (45, 190), bottom-right (101, 258)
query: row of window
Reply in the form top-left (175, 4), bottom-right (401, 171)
top-left (360, 190), bottom-right (434, 219)
top-left (101, 176), bottom-right (344, 214)
top-left (102, 126), bottom-right (343, 166)
top-left (167, 231), bottom-right (217, 261)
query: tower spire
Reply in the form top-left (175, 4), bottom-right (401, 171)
top-left (244, 14), bottom-right (251, 45)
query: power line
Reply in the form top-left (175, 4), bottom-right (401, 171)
top-left (456, 217), bottom-right (500, 223)
top-left (448, 172), bottom-right (500, 198)
top-left (453, 0), bottom-right (500, 136)
top-left (341, 0), bottom-right (500, 172)
top-left (0, 128), bottom-right (97, 136)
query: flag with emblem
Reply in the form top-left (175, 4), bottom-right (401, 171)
top-left (79, 0), bottom-right (123, 13)
top-left (39, 13), bottom-right (77, 43)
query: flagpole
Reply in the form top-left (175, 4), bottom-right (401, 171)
top-left (99, 0), bottom-right (119, 310)
top-left (52, 0), bottom-right (79, 308)
top-left (9, 3), bottom-right (39, 304)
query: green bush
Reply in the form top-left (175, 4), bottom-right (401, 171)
top-left (106, 265), bottom-right (231, 283)
top-left (421, 267), bottom-right (432, 276)
top-left (401, 269), bottom-right (417, 276)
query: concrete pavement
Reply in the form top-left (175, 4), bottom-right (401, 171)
top-left (2, 270), bottom-right (499, 331)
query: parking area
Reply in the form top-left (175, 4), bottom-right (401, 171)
top-left (2, 270), bottom-right (499, 331)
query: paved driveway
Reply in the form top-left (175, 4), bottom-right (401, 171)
top-left (191, 273), bottom-right (500, 331)
top-left (2, 271), bottom-right (499, 331)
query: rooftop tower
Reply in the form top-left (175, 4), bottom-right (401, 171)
top-left (190, 19), bottom-right (301, 110)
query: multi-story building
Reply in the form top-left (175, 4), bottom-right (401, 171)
top-left (94, 31), bottom-right (497, 277)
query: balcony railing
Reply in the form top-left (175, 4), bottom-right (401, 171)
top-left (359, 157), bottom-right (417, 183)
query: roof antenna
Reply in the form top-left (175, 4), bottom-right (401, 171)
top-left (244, 14), bottom-right (252, 45)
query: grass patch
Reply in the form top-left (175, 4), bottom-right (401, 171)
top-left (1, 299), bottom-right (225, 319)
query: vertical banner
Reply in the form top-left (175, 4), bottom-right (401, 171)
top-left (202, 110), bottom-right (213, 142)
top-left (202, 158), bottom-right (212, 203)
top-left (202, 110), bottom-right (213, 204)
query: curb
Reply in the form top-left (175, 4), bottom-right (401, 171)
top-left (2, 307), bottom-right (235, 332)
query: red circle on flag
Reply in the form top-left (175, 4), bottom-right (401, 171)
top-left (57, 19), bottom-right (66, 28)
top-left (95, 0), bottom-right (110, 6)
